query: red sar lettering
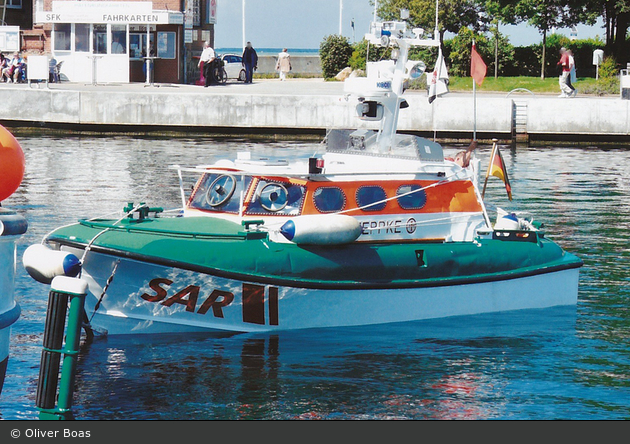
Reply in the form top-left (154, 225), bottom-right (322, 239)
top-left (141, 278), bottom-right (234, 318)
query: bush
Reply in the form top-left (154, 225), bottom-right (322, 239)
top-left (349, 39), bottom-right (392, 71)
top-left (319, 35), bottom-right (353, 79)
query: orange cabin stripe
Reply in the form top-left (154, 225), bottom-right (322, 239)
top-left (301, 180), bottom-right (482, 215)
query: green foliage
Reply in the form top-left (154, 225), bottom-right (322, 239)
top-left (511, 33), bottom-right (606, 77)
top-left (376, 0), bottom-right (486, 40)
top-left (349, 39), bottom-right (392, 71)
top-left (444, 27), bottom-right (514, 77)
top-left (319, 35), bottom-right (353, 79)
top-left (584, 56), bottom-right (620, 95)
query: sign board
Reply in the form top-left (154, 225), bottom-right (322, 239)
top-left (184, 29), bottom-right (193, 44)
top-left (36, 1), bottom-right (183, 24)
top-left (27, 55), bottom-right (50, 81)
top-left (0, 26), bottom-right (20, 52)
top-left (207, 0), bottom-right (217, 24)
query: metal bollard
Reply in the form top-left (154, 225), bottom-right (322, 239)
top-left (35, 276), bottom-right (88, 420)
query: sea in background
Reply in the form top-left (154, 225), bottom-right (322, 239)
top-left (0, 134), bottom-right (629, 420)
top-left (215, 48), bottom-right (320, 56)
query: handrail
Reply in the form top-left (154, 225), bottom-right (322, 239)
top-left (507, 88), bottom-right (535, 98)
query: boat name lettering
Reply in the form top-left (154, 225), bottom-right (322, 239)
top-left (141, 278), bottom-right (234, 318)
top-left (140, 279), bottom-right (280, 325)
top-left (360, 219), bottom-right (403, 235)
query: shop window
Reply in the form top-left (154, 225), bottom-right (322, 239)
top-left (356, 186), bottom-right (387, 211)
top-left (74, 24), bottom-right (90, 52)
top-left (246, 180), bottom-right (305, 216)
top-left (313, 187), bottom-right (346, 213)
top-left (53, 24), bottom-right (71, 51)
top-left (6, 0), bottom-right (21, 8)
top-left (111, 25), bottom-right (127, 54)
top-left (93, 24), bottom-right (107, 54)
top-left (396, 185), bottom-right (427, 210)
top-left (129, 33), bottom-right (155, 60)
top-left (157, 32), bottom-right (176, 59)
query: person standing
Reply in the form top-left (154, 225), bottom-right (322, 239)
top-left (111, 34), bottom-right (124, 54)
top-left (557, 47), bottom-right (573, 98)
top-left (275, 48), bottom-right (291, 81)
top-left (198, 41), bottom-right (216, 87)
top-left (242, 42), bottom-right (258, 84)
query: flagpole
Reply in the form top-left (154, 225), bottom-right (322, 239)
top-left (242, 0), bottom-right (246, 50)
top-left (481, 140), bottom-right (497, 199)
top-left (472, 40), bottom-right (477, 142)
top-left (339, 0), bottom-right (343, 35)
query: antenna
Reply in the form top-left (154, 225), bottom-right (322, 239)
top-left (434, 0), bottom-right (439, 38)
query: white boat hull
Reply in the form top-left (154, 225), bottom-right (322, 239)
top-left (70, 248), bottom-right (580, 335)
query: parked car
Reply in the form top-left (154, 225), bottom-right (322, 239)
top-left (220, 54), bottom-right (246, 82)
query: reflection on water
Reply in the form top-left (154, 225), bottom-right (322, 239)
top-left (0, 135), bottom-right (630, 419)
top-left (71, 307), bottom-right (576, 420)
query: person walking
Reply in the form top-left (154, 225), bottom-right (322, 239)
top-left (198, 41), bottom-right (216, 87)
top-left (275, 48), bottom-right (291, 81)
top-left (568, 49), bottom-right (577, 97)
top-left (242, 42), bottom-right (258, 84)
top-left (557, 47), bottom-right (573, 98)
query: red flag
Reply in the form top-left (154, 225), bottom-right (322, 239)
top-left (471, 42), bottom-right (487, 87)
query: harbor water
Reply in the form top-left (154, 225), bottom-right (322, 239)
top-left (0, 134), bottom-right (629, 420)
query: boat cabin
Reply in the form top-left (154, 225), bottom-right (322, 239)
top-left (182, 132), bottom-right (488, 243)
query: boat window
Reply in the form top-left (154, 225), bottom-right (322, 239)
top-left (189, 173), bottom-right (252, 214)
top-left (313, 187), bottom-right (346, 213)
top-left (246, 180), bottom-right (305, 215)
top-left (396, 185), bottom-right (427, 210)
top-left (356, 186), bottom-right (387, 211)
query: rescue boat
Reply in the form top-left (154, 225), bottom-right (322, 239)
top-left (23, 20), bottom-right (582, 335)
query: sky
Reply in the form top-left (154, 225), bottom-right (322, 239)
top-left (213, 0), bottom-right (606, 50)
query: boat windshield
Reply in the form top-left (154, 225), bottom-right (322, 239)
top-left (325, 129), bottom-right (444, 162)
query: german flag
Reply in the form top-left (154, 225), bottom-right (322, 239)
top-left (483, 144), bottom-right (512, 201)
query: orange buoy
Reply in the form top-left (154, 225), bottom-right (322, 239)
top-left (0, 125), bottom-right (25, 202)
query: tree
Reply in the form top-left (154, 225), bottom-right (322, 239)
top-left (376, 0), bottom-right (487, 46)
top-left (510, 0), bottom-right (598, 79)
top-left (592, 0), bottom-right (630, 64)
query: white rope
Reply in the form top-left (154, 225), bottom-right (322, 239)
top-left (336, 169), bottom-right (466, 215)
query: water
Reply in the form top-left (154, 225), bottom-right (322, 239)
top-left (1, 134), bottom-right (630, 420)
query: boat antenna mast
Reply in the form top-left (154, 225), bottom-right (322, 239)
top-left (344, 9), bottom-right (439, 153)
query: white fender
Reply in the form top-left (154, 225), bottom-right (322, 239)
top-left (23, 244), bottom-right (81, 284)
top-left (280, 215), bottom-right (362, 245)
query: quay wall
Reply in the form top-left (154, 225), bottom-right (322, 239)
top-left (1, 85), bottom-right (629, 141)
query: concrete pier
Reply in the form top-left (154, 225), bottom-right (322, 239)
top-left (0, 79), bottom-right (627, 142)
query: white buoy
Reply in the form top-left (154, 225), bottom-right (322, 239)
top-left (280, 215), bottom-right (362, 245)
top-left (23, 244), bottom-right (81, 284)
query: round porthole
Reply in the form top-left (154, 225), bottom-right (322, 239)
top-left (205, 175), bottom-right (236, 207)
top-left (260, 183), bottom-right (289, 212)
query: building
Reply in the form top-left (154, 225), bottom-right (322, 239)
top-left (6, 0), bottom-right (216, 84)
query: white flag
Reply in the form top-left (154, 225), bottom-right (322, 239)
top-left (428, 48), bottom-right (449, 104)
